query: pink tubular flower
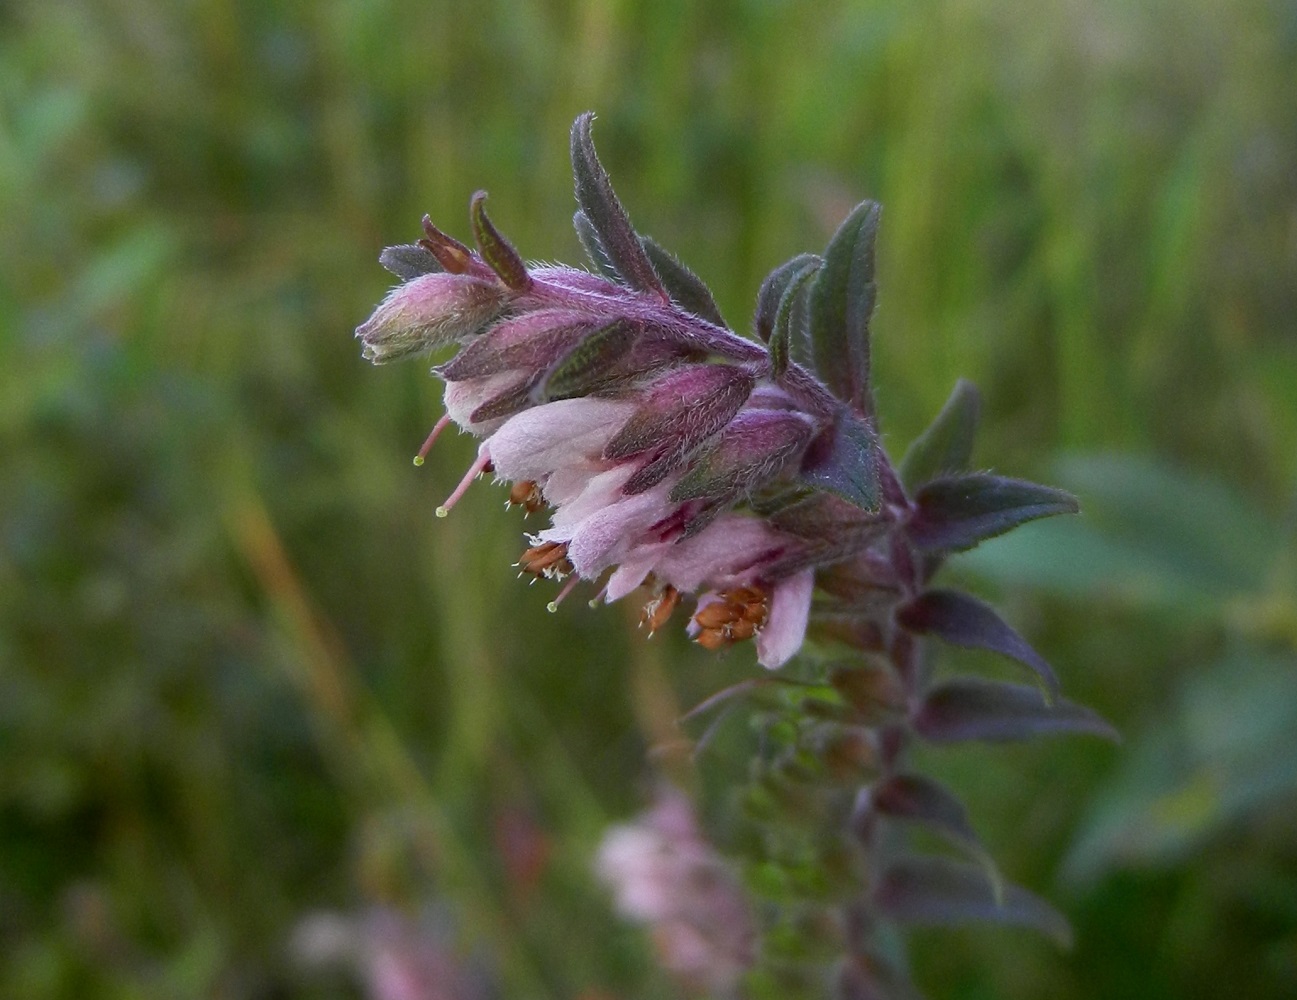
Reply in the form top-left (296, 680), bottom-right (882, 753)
top-left (355, 114), bottom-right (895, 670)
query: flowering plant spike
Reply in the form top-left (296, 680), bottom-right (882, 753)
top-left (355, 114), bottom-right (1113, 996)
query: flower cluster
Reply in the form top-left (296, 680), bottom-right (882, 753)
top-left (357, 114), bottom-right (887, 669)
top-left (356, 113), bottom-right (1108, 996)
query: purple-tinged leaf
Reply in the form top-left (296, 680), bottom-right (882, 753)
top-left (866, 775), bottom-right (985, 860)
top-left (768, 492), bottom-right (883, 545)
top-left (908, 474), bottom-right (1079, 552)
top-left (898, 379), bottom-right (981, 492)
top-left (755, 253), bottom-right (821, 343)
top-left (570, 113), bottom-right (665, 298)
top-left (639, 235), bottom-right (726, 327)
top-left (470, 191), bottom-right (531, 291)
top-left (607, 365), bottom-right (755, 494)
top-left (573, 210), bottom-right (621, 282)
top-left (436, 310), bottom-right (591, 381)
top-left (770, 260), bottom-right (819, 379)
top-left (468, 374), bottom-right (540, 424)
top-left (535, 318), bottom-right (639, 401)
top-left (799, 408), bottom-right (881, 512)
top-left (670, 409), bottom-right (816, 505)
top-left (379, 243), bottom-right (443, 280)
top-left (419, 215), bottom-right (475, 274)
top-left (914, 678), bottom-right (1118, 743)
top-left (873, 855), bottom-right (1073, 947)
top-left (606, 364), bottom-right (754, 459)
top-left (897, 589), bottom-right (1059, 697)
top-left (809, 201), bottom-right (880, 414)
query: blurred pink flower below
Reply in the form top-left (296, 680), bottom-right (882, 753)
top-left (291, 907), bottom-right (492, 1000)
top-left (596, 789), bottom-right (755, 994)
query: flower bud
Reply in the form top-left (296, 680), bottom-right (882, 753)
top-left (355, 272), bottom-right (506, 364)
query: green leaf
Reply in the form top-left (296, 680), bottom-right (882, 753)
top-left (572, 210), bottom-right (621, 282)
top-left (809, 201), bottom-right (881, 414)
top-left (914, 678), bottom-right (1117, 743)
top-left (769, 261), bottom-right (819, 379)
top-left (867, 774), bottom-right (999, 885)
top-left (754, 253), bottom-right (821, 343)
top-left (908, 474), bottom-right (1079, 552)
top-left (570, 113), bottom-right (664, 297)
top-left (378, 243), bottom-right (443, 280)
top-left (639, 235), bottom-right (726, 327)
top-left (799, 408), bottom-right (881, 511)
top-left (899, 378), bottom-right (982, 492)
top-left (896, 588), bottom-right (1060, 698)
top-left (874, 856), bottom-right (1073, 947)
top-left (534, 318), bottom-right (638, 401)
top-left (470, 191), bottom-right (531, 291)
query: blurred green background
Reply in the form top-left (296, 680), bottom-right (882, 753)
top-left (2, 0), bottom-right (1296, 997)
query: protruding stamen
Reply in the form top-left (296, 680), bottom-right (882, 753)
top-left (546, 574), bottom-right (582, 613)
top-left (587, 582), bottom-right (610, 608)
top-left (436, 448), bottom-right (491, 517)
top-left (413, 413), bottom-right (452, 467)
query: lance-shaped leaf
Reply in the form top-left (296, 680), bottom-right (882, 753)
top-left (873, 856), bottom-right (1073, 947)
top-left (572, 210), bottom-right (621, 281)
top-left (437, 309), bottom-right (591, 381)
top-left (639, 235), bottom-right (726, 327)
top-left (868, 775), bottom-right (982, 853)
top-left (379, 243), bottom-right (443, 280)
top-left (470, 191), bottom-right (531, 291)
top-left (809, 201), bottom-right (881, 414)
top-left (769, 491), bottom-right (881, 540)
top-left (670, 409), bottom-right (816, 505)
top-left (862, 775), bottom-right (999, 892)
top-left (908, 473), bottom-right (1079, 552)
top-left (570, 112), bottom-right (665, 297)
top-left (755, 253), bottom-right (821, 343)
top-left (769, 260), bottom-right (819, 379)
top-left (914, 678), bottom-right (1118, 743)
top-left (899, 379), bottom-right (981, 492)
top-left (605, 364), bottom-right (755, 493)
top-left (896, 589), bottom-right (1059, 698)
top-left (534, 318), bottom-right (639, 401)
top-left (799, 407), bottom-right (881, 511)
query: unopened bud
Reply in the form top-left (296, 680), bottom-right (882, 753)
top-left (355, 272), bottom-right (506, 364)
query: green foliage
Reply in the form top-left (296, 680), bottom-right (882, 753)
top-left (1, 1), bottom-right (1294, 998)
